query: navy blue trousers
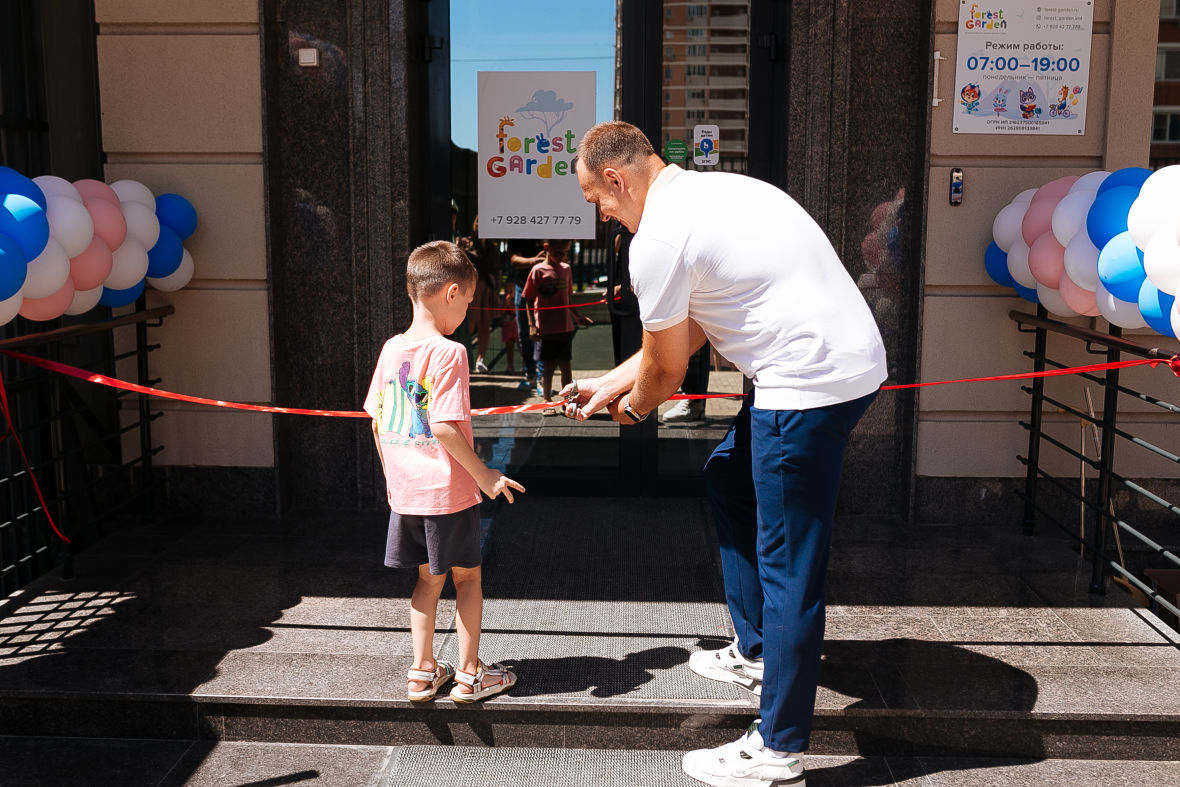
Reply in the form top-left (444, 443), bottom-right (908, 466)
top-left (703, 392), bottom-right (876, 752)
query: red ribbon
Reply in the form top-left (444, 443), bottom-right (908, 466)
top-left (2, 348), bottom-right (1175, 546)
top-left (0, 364), bottom-right (70, 544)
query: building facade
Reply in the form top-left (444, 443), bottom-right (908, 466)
top-left (2, 0), bottom-right (1172, 524)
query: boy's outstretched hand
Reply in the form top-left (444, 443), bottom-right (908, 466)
top-left (476, 468), bottom-right (526, 503)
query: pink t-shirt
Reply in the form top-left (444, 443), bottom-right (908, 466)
top-left (364, 334), bottom-right (482, 515)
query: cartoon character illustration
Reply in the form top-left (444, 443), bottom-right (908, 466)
top-left (1050, 85), bottom-right (1082, 118)
top-left (375, 361), bottom-right (433, 439)
top-left (1019, 87), bottom-right (1040, 119)
top-left (992, 87), bottom-right (1008, 117)
top-left (960, 83), bottom-right (981, 114)
top-left (495, 116), bottom-right (515, 154)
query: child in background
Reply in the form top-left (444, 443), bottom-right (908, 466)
top-left (500, 290), bottom-right (518, 373)
top-left (523, 239), bottom-right (592, 400)
top-left (365, 240), bottom-right (524, 703)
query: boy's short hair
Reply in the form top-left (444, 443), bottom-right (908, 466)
top-left (406, 240), bottom-right (476, 301)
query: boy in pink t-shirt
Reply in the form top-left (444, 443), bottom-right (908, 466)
top-left (364, 240), bottom-right (524, 703)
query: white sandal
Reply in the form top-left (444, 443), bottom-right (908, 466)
top-left (449, 660), bottom-right (517, 703)
top-left (406, 661), bottom-right (454, 702)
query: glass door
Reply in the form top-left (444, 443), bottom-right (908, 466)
top-left (441, 0), bottom-right (785, 495)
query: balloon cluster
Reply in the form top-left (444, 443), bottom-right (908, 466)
top-left (986, 166), bottom-right (1180, 336)
top-left (0, 166), bottom-right (197, 325)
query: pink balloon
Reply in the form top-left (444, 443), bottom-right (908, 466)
top-left (1028, 233), bottom-right (1066, 288)
top-left (19, 277), bottom-right (75, 322)
top-left (73, 179), bottom-right (119, 206)
top-left (70, 235), bottom-right (114, 291)
top-left (1031, 175), bottom-right (1080, 204)
top-left (1021, 199), bottom-right (1059, 247)
top-left (1059, 273), bottom-right (1101, 316)
top-left (85, 198), bottom-right (127, 251)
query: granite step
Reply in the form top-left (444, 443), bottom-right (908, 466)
top-left (2, 738), bottom-right (1180, 787)
top-left (1, 502), bottom-right (1178, 762)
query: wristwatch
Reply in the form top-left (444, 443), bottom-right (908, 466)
top-left (622, 396), bottom-right (648, 423)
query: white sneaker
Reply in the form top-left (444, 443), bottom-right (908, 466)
top-left (662, 398), bottom-right (705, 423)
top-left (474, 359), bottom-right (489, 373)
top-left (682, 721), bottom-right (805, 787)
top-left (689, 638), bottom-right (763, 695)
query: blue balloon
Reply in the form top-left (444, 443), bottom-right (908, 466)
top-left (1086, 186), bottom-right (1139, 250)
top-left (0, 166), bottom-right (47, 211)
top-left (984, 241), bottom-right (1014, 288)
top-left (0, 193), bottom-right (49, 262)
top-left (1097, 230), bottom-right (1147, 302)
top-left (99, 280), bottom-right (145, 308)
top-left (1013, 282), bottom-right (1039, 303)
top-left (0, 233), bottom-right (28, 301)
top-left (1138, 279), bottom-right (1176, 338)
top-left (1096, 166), bottom-right (1152, 197)
top-left (146, 225), bottom-right (184, 278)
top-left (154, 193), bottom-right (198, 240)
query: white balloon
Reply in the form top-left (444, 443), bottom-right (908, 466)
top-left (1127, 194), bottom-right (1180, 250)
top-left (1036, 283), bottom-right (1080, 318)
top-left (1050, 191), bottom-right (1093, 247)
top-left (65, 285), bottom-right (103, 316)
top-left (0, 292), bottom-right (22, 326)
top-left (1012, 188), bottom-right (1038, 204)
top-left (121, 201), bottom-right (160, 250)
top-left (107, 238), bottom-right (149, 290)
top-left (1139, 165), bottom-right (1180, 201)
top-left (1095, 280), bottom-right (1147, 329)
top-left (1063, 231), bottom-right (1101, 291)
top-left (1143, 225), bottom-right (1180, 296)
top-left (22, 237), bottom-right (71, 299)
top-left (1006, 236), bottom-right (1037, 288)
top-left (148, 247), bottom-right (194, 292)
top-left (993, 202), bottom-right (1029, 252)
top-left (45, 196), bottom-right (95, 258)
top-left (1069, 170), bottom-right (1111, 195)
top-left (110, 179), bottom-right (156, 209)
top-left (32, 175), bottom-right (82, 203)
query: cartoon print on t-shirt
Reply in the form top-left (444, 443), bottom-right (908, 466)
top-left (375, 361), bottom-right (433, 438)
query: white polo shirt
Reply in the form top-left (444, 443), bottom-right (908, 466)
top-left (629, 166), bottom-right (887, 410)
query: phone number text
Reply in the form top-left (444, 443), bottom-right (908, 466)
top-left (489, 215), bottom-right (583, 226)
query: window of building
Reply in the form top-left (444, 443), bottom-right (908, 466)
top-left (688, 5), bottom-right (706, 17)
top-left (1163, 1), bottom-right (1180, 19)
top-left (1154, 110), bottom-right (1180, 142)
top-left (666, 46), bottom-right (675, 59)
top-left (665, 111), bottom-right (672, 122)
top-left (665, 67), bottom-right (673, 80)
top-left (688, 28), bottom-right (706, 39)
top-left (686, 110), bottom-right (705, 121)
top-left (687, 64), bottom-right (706, 77)
top-left (688, 44), bottom-right (706, 57)
top-left (1159, 47), bottom-right (1180, 80)
top-left (689, 89), bottom-right (705, 100)
top-left (665, 91), bottom-right (672, 102)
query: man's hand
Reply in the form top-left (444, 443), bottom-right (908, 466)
top-left (575, 314), bottom-right (593, 327)
top-left (475, 468), bottom-right (525, 503)
top-left (558, 376), bottom-right (626, 421)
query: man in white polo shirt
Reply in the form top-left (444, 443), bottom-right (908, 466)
top-left (562, 121), bottom-right (886, 787)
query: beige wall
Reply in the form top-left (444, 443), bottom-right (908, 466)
top-left (920, 0), bottom-right (1177, 482)
top-left (95, 1), bottom-right (273, 468)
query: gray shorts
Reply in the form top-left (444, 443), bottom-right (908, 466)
top-left (385, 505), bottom-right (481, 575)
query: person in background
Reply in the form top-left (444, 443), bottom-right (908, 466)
top-left (523, 239), bottom-right (592, 401)
top-left (507, 239), bottom-right (545, 393)
top-left (457, 217), bottom-right (501, 373)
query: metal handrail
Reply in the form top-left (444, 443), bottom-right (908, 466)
top-left (1011, 308), bottom-right (1180, 625)
top-left (0, 305), bottom-right (171, 595)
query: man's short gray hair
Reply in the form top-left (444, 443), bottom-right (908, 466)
top-left (575, 121), bottom-right (656, 179)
